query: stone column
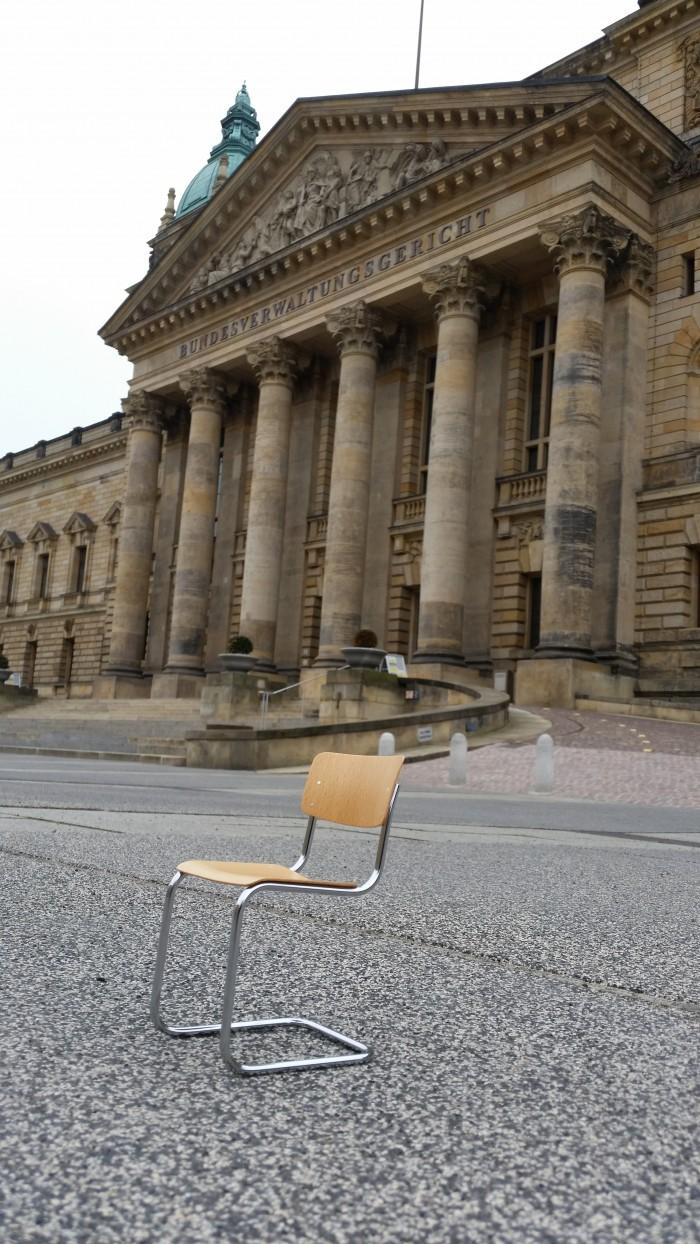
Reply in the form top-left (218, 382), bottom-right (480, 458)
top-left (103, 392), bottom-right (163, 677)
top-left (238, 338), bottom-right (299, 668)
top-left (593, 237), bottom-right (655, 671)
top-left (164, 367), bottom-right (226, 677)
top-left (415, 257), bottom-right (485, 663)
top-left (537, 205), bottom-right (630, 658)
top-left (316, 301), bottom-right (384, 664)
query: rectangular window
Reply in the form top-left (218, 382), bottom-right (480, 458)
top-left (682, 251), bottom-right (696, 298)
top-left (524, 315), bottom-right (557, 472)
top-left (74, 545), bottom-right (87, 594)
top-left (37, 553), bottom-right (50, 600)
top-left (419, 353), bottom-right (437, 487)
top-left (4, 560), bottom-right (15, 604)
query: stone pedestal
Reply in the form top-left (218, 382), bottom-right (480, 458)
top-left (514, 656), bottom-right (636, 709)
top-left (239, 339), bottom-right (299, 668)
top-left (199, 669), bottom-right (287, 725)
top-left (415, 257), bottom-right (484, 664)
top-left (317, 302), bottom-right (384, 664)
top-left (102, 392), bottom-right (163, 685)
top-left (93, 673), bottom-right (152, 700)
top-left (164, 368), bottom-right (226, 676)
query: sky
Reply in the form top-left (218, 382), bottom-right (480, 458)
top-left (0, 0), bottom-right (637, 451)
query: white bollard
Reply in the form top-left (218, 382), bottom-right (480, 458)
top-left (532, 732), bottom-right (554, 794)
top-left (378, 731), bottom-right (395, 756)
top-left (448, 731), bottom-right (468, 785)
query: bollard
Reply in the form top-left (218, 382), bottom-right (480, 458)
top-left (378, 731), bottom-right (395, 756)
top-left (532, 732), bottom-right (554, 794)
top-left (448, 731), bottom-right (468, 785)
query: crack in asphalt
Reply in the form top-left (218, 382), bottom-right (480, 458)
top-left (2, 839), bottom-right (698, 1025)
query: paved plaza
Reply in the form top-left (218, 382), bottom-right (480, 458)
top-left (1, 711), bottom-right (699, 1243)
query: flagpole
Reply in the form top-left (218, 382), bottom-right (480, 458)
top-left (414, 0), bottom-right (425, 89)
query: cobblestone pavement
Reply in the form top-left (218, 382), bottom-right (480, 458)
top-left (402, 708), bottom-right (700, 807)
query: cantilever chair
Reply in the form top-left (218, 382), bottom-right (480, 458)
top-left (150, 751), bottom-right (404, 1076)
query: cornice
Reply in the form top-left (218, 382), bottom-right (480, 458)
top-left (532, 0), bottom-right (699, 80)
top-left (100, 81), bottom-right (614, 344)
top-left (0, 436), bottom-right (127, 495)
top-left (104, 86), bottom-right (684, 361)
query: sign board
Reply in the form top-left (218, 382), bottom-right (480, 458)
top-left (417, 725), bottom-right (433, 743)
top-left (384, 653), bottom-right (408, 678)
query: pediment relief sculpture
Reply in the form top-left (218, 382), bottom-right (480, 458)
top-left (189, 141), bottom-right (462, 292)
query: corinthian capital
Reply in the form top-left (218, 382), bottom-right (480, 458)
top-left (247, 336), bottom-right (299, 387)
top-left (421, 256), bottom-right (485, 321)
top-left (611, 235), bottom-right (656, 301)
top-left (326, 301), bottom-right (384, 357)
top-left (539, 204), bottom-right (630, 277)
top-left (121, 391), bottom-right (163, 434)
top-left (179, 366), bottom-right (226, 408)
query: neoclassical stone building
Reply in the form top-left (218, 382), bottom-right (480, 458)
top-left (5, 0), bottom-right (700, 706)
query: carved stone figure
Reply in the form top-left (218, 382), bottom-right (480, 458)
top-left (188, 141), bottom-right (460, 290)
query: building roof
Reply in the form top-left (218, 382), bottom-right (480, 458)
top-left (176, 83), bottom-right (260, 218)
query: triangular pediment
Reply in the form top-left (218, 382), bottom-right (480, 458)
top-left (63, 511), bottom-right (96, 536)
top-left (27, 521), bottom-right (58, 544)
top-left (102, 79), bottom-right (630, 341)
top-left (0, 529), bottom-right (23, 552)
top-left (102, 501), bottom-right (122, 526)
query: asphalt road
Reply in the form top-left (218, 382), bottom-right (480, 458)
top-left (1, 754), bottom-right (699, 839)
top-left (2, 754), bottom-right (699, 1243)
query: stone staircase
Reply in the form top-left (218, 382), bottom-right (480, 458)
top-left (0, 697), bottom-right (204, 765)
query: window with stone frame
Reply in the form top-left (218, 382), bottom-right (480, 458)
top-left (3, 559), bottom-right (16, 605)
top-left (73, 545), bottom-right (88, 595)
top-left (523, 313), bottom-right (557, 473)
top-left (37, 553), bottom-right (50, 600)
top-left (418, 352), bottom-right (437, 489)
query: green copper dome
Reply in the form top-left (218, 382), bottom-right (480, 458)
top-left (176, 83), bottom-right (260, 218)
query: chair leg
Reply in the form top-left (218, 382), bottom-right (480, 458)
top-left (219, 889), bottom-right (371, 1077)
top-left (149, 870), bottom-right (220, 1039)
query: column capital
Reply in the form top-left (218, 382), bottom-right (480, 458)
top-left (609, 235), bottom-right (656, 302)
top-left (421, 256), bottom-right (485, 321)
top-left (326, 300), bottom-right (384, 357)
top-left (179, 366), bottom-right (226, 408)
top-left (539, 204), bottom-right (630, 277)
top-left (121, 391), bottom-right (163, 434)
top-left (247, 336), bottom-right (299, 387)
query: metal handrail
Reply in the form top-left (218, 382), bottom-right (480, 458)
top-left (259, 665), bottom-right (350, 724)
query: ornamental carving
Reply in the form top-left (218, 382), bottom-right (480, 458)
top-left (513, 519), bottom-right (544, 546)
top-left (422, 256), bottom-right (485, 320)
top-left (539, 205), bottom-right (631, 277)
top-left (179, 367), bottom-right (226, 408)
top-left (610, 235), bottom-right (656, 301)
top-left (247, 337), bottom-right (299, 386)
top-left (681, 36), bottom-right (700, 130)
top-left (326, 301), bottom-right (385, 356)
top-left (121, 391), bottom-right (163, 433)
top-left (668, 146), bottom-right (700, 182)
top-left (190, 142), bottom-right (459, 292)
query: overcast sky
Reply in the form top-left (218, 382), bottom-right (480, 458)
top-left (0, 0), bottom-right (636, 451)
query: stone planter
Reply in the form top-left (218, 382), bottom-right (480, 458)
top-left (341, 646), bottom-right (387, 670)
top-left (218, 653), bottom-right (256, 673)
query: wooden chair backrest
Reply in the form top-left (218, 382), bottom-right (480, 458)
top-left (301, 752), bottom-right (404, 829)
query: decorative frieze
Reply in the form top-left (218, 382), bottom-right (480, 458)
top-left (539, 205), bottom-right (630, 277)
top-left (326, 300), bottom-right (385, 357)
top-left (681, 35), bottom-right (700, 131)
top-left (247, 336), bottom-right (299, 387)
top-left (421, 256), bottom-right (485, 321)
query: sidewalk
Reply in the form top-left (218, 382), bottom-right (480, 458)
top-left (402, 707), bottom-right (700, 807)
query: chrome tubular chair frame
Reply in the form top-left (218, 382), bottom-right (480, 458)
top-left (150, 780), bottom-right (400, 1076)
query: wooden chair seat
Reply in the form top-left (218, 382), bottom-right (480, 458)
top-left (178, 858), bottom-right (356, 889)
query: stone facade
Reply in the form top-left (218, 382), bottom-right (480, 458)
top-left (6, 0), bottom-right (700, 707)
